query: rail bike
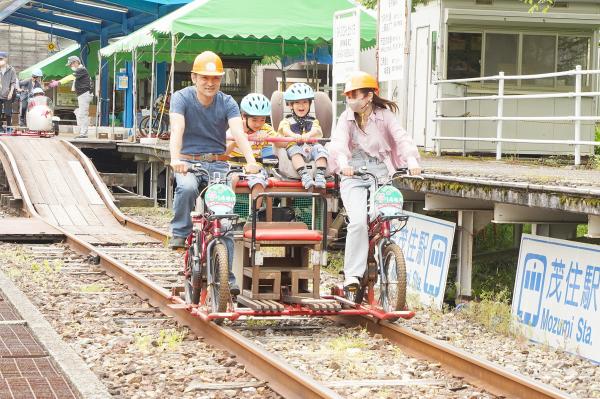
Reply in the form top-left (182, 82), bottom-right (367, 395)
top-left (170, 136), bottom-right (416, 324)
top-left (2, 90), bottom-right (59, 138)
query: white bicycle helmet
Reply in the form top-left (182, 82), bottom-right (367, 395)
top-left (283, 83), bottom-right (314, 102)
top-left (240, 93), bottom-right (271, 116)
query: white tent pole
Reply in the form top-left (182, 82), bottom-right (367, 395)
top-left (150, 41), bottom-right (156, 137)
top-left (95, 50), bottom-right (101, 137)
top-left (170, 33), bottom-right (176, 98)
top-left (111, 54), bottom-right (117, 134)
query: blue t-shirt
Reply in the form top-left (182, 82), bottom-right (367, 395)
top-left (170, 86), bottom-right (240, 154)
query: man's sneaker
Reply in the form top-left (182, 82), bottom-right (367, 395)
top-left (300, 172), bottom-right (315, 189)
top-left (314, 172), bottom-right (326, 189)
top-left (168, 236), bottom-right (186, 249)
top-left (343, 276), bottom-right (360, 290)
top-left (229, 283), bottom-right (240, 296)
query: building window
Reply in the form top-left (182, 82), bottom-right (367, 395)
top-left (522, 34), bottom-right (556, 87)
top-left (447, 32), bottom-right (482, 79)
top-left (447, 31), bottom-right (590, 88)
top-left (557, 36), bottom-right (589, 86)
top-left (484, 33), bottom-right (518, 76)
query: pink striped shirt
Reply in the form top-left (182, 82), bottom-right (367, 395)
top-left (326, 107), bottom-right (420, 175)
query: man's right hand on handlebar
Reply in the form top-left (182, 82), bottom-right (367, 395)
top-left (171, 159), bottom-right (188, 174)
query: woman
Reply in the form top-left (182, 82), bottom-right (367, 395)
top-left (327, 71), bottom-right (421, 290)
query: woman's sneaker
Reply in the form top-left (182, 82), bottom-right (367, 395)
top-left (343, 276), bottom-right (360, 290)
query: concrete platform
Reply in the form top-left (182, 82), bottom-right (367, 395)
top-left (0, 271), bottom-right (110, 398)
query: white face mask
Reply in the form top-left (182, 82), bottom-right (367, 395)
top-left (346, 97), bottom-right (370, 113)
top-left (71, 66), bottom-right (78, 72)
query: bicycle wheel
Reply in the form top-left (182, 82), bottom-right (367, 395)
top-left (137, 115), bottom-right (149, 138)
top-left (377, 244), bottom-right (407, 316)
top-left (208, 243), bottom-right (230, 315)
top-left (184, 238), bottom-right (202, 305)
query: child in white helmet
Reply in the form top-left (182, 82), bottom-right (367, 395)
top-left (278, 83), bottom-right (328, 189)
top-left (226, 93), bottom-right (281, 206)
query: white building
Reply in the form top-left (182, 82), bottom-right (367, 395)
top-left (407, 0), bottom-right (600, 155)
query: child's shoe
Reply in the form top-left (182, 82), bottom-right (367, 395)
top-left (314, 172), bottom-right (326, 189)
top-left (300, 172), bottom-right (315, 189)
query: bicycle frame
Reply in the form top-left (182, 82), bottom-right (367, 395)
top-left (183, 166), bottom-right (237, 299)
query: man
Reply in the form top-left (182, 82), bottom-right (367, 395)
top-left (0, 52), bottom-right (17, 133)
top-left (18, 68), bottom-right (43, 126)
top-left (49, 56), bottom-right (93, 138)
top-left (169, 50), bottom-right (260, 295)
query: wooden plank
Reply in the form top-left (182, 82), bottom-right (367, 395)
top-left (25, 158), bottom-right (60, 206)
top-left (58, 161), bottom-right (93, 206)
top-left (76, 205), bottom-right (103, 226)
top-left (49, 205), bottom-right (74, 226)
top-left (100, 173), bottom-right (136, 187)
top-left (62, 205), bottom-right (88, 226)
top-left (68, 161), bottom-right (104, 205)
top-left (14, 160), bottom-right (44, 204)
top-left (34, 204), bottom-right (58, 225)
top-left (0, 218), bottom-right (62, 236)
top-left (41, 160), bottom-right (77, 206)
top-left (29, 139), bottom-right (55, 161)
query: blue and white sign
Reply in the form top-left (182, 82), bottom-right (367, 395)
top-left (392, 211), bottom-right (456, 309)
top-left (513, 234), bottom-right (600, 363)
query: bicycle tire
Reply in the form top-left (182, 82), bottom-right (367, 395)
top-left (185, 238), bottom-right (202, 305)
top-left (379, 243), bottom-right (407, 317)
top-left (209, 243), bottom-right (230, 315)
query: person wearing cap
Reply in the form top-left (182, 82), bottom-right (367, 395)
top-left (0, 51), bottom-right (18, 132)
top-left (18, 68), bottom-right (44, 126)
top-left (48, 55), bottom-right (92, 138)
top-left (326, 71), bottom-right (421, 291)
top-left (168, 51), bottom-right (260, 295)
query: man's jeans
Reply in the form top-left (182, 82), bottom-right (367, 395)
top-left (75, 91), bottom-right (93, 136)
top-left (171, 160), bottom-right (236, 283)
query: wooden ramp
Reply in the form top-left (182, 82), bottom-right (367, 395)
top-left (0, 137), bottom-right (156, 245)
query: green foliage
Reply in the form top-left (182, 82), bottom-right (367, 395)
top-left (521, 0), bottom-right (554, 12)
top-left (577, 224), bottom-right (588, 238)
top-left (134, 329), bottom-right (185, 352)
top-left (79, 283), bottom-right (105, 293)
top-left (595, 125), bottom-right (600, 156)
top-left (324, 251), bottom-right (344, 274)
top-left (360, 0), bottom-right (377, 8)
top-left (474, 224), bottom-right (515, 252)
top-left (460, 289), bottom-right (516, 336)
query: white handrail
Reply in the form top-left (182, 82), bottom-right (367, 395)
top-left (433, 65), bottom-right (600, 165)
top-left (434, 91), bottom-right (600, 102)
top-left (434, 67), bottom-right (600, 84)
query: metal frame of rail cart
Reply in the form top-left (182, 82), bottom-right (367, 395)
top-left (170, 137), bottom-right (415, 323)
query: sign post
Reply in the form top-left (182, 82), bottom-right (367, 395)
top-left (512, 234), bottom-right (600, 363)
top-left (332, 8), bottom-right (360, 129)
top-left (392, 211), bottom-right (456, 309)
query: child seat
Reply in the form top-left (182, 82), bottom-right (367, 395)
top-left (269, 90), bottom-right (332, 179)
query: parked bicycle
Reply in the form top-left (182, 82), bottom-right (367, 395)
top-left (341, 168), bottom-right (418, 321)
top-left (138, 93), bottom-right (170, 139)
top-left (182, 164), bottom-right (238, 320)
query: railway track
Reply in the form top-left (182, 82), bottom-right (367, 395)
top-left (0, 137), bottom-right (571, 399)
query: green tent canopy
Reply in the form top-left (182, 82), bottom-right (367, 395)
top-left (19, 41), bottom-right (150, 81)
top-left (100, 0), bottom-right (376, 61)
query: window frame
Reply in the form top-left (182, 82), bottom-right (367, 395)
top-left (445, 27), bottom-right (592, 91)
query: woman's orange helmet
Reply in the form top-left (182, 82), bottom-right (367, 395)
top-left (343, 71), bottom-right (379, 95)
top-left (191, 51), bottom-right (225, 76)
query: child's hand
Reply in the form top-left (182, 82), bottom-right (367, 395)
top-left (252, 131), bottom-right (268, 141)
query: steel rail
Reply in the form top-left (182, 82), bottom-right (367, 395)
top-left (0, 137), bottom-right (573, 399)
top-left (61, 137), bottom-right (573, 399)
top-left (0, 138), bottom-right (339, 399)
top-left (341, 317), bottom-right (572, 399)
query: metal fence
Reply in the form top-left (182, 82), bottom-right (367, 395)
top-left (432, 65), bottom-right (600, 165)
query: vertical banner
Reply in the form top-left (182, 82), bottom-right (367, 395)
top-left (392, 210), bottom-right (456, 308)
top-left (332, 8), bottom-right (360, 125)
top-left (378, 0), bottom-right (405, 82)
top-left (512, 234), bottom-right (600, 363)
